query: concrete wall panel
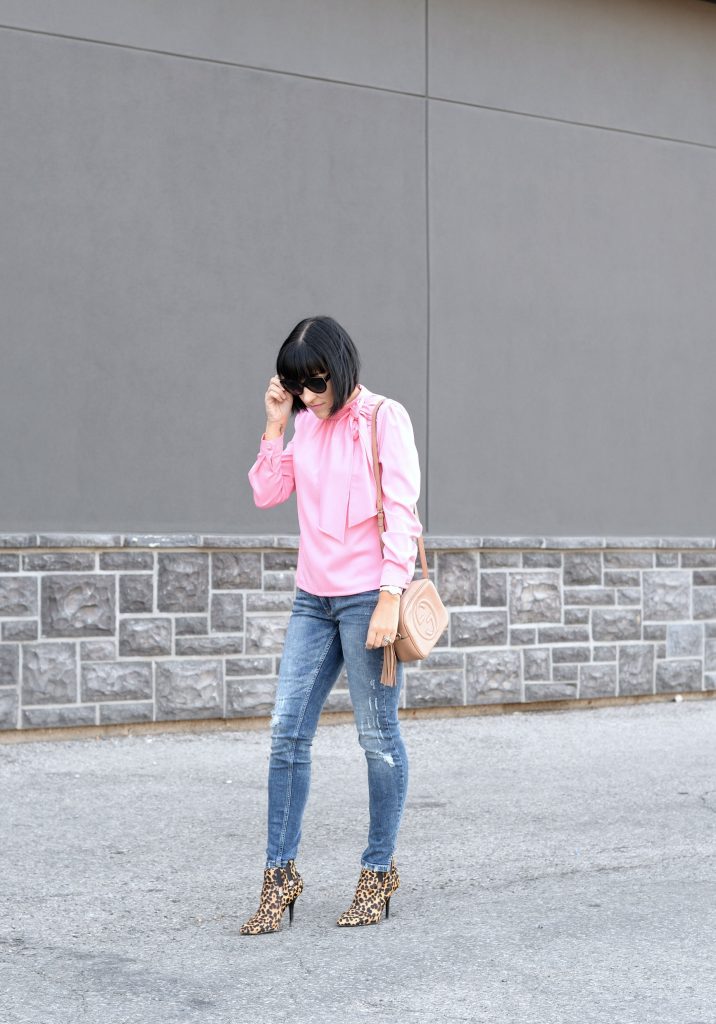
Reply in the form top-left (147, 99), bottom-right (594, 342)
top-left (0, 30), bottom-right (427, 533)
top-left (429, 0), bottom-right (716, 146)
top-left (428, 100), bottom-right (716, 535)
top-left (0, 0), bottom-right (425, 94)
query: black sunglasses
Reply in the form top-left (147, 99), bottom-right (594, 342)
top-left (279, 371), bottom-right (331, 396)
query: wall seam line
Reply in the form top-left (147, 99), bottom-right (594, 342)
top-left (2, 22), bottom-right (716, 151)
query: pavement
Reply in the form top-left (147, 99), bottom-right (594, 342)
top-left (1, 697), bottom-right (715, 1024)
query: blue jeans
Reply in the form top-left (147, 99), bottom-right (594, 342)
top-left (265, 586), bottom-right (409, 872)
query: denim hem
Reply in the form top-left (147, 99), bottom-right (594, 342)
top-left (265, 858), bottom-right (294, 868)
top-left (361, 858), bottom-right (393, 872)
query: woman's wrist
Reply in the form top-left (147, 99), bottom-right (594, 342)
top-left (263, 420), bottom-right (286, 440)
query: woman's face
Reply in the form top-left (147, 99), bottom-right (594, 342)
top-left (300, 371), bottom-right (335, 419)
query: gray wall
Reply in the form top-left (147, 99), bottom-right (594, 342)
top-left (1, 0), bottom-right (715, 537)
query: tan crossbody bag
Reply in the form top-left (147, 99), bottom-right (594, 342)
top-left (370, 398), bottom-right (448, 685)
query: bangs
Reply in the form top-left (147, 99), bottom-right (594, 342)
top-left (276, 342), bottom-right (324, 382)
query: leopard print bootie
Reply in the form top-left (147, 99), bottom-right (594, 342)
top-left (239, 859), bottom-right (304, 935)
top-left (336, 858), bottom-right (400, 926)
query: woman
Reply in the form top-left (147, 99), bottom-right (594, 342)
top-left (241, 315), bottom-right (422, 934)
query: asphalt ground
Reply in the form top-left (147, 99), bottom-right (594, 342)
top-left (2, 697), bottom-right (715, 1024)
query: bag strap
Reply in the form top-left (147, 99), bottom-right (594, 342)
top-left (370, 397), bottom-right (429, 581)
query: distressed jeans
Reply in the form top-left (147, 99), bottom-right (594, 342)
top-left (265, 586), bottom-right (409, 872)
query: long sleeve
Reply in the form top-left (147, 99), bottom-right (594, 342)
top-left (247, 432), bottom-right (296, 508)
top-left (376, 400), bottom-right (422, 588)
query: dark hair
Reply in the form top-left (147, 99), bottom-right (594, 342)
top-left (276, 316), bottom-right (361, 417)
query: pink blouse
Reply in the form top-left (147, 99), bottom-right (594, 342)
top-left (247, 383), bottom-right (422, 596)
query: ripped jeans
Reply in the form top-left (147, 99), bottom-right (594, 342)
top-left (265, 586), bottom-right (409, 872)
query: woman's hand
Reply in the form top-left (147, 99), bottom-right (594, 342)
top-left (365, 593), bottom-right (401, 649)
top-left (265, 375), bottom-right (293, 426)
top-left (263, 375), bottom-right (293, 439)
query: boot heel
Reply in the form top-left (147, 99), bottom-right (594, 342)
top-left (385, 896), bottom-right (391, 919)
top-left (288, 896), bottom-right (297, 925)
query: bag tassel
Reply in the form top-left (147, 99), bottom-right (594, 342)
top-left (380, 643), bottom-right (397, 686)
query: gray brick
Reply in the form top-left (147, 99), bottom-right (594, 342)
top-left (643, 571), bottom-right (691, 621)
top-left (604, 570), bottom-right (641, 587)
top-left (175, 635), bottom-right (244, 656)
top-left (604, 552), bottom-right (653, 569)
top-left (264, 571), bottom-right (295, 592)
top-left (480, 571), bottom-right (506, 607)
top-left (616, 588), bottom-right (642, 605)
top-left (655, 659), bottom-right (703, 693)
top-left (22, 705), bottom-right (96, 728)
top-left (553, 664), bottom-right (579, 681)
top-left (522, 551), bottom-right (562, 568)
top-left (175, 616), bottom-right (209, 636)
top-left (509, 627), bottom-right (536, 646)
top-left (694, 587), bottom-right (716, 620)
top-left (41, 575), bottom-right (115, 637)
top-left (0, 554), bottom-right (20, 572)
top-left (480, 552), bottom-right (520, 568)
top-left (22, 642), bottom-right (77, 704)
top-left (666, 624), bottom-right (703, 658)
top-left (564, 587), bottom-right (615, 606)
top-left (564, 553), bottom-right (601, 586)
top-left (618, 645), bottom-right (654, 696)
top-left (552, 646), bottom-right (590, 663)
top-left (580, 664), bottom-right (617, 698)
top-left (419, 650), bottom-right (464, 671)
top-left (451, 610), bottom-right (507, 647)
top-left (245, 615), bottom-right (289, 654)
top-left (263, 551), bottom-right (298, 572)
top-left (23, 552), bottom-right (96, 572)
top-left (226, 656), bottom-right (274, 676)
top-left (705, 673), bottom-right (716, 691)
top-left (80, 639), bottom-right (116, 662)
top-left (593, 645), bottom-right (617, 661)
top-left (0, 687), bottom-right (18, 728)
top-left (465, 650), bottom-right (521, 704)
top-left (509, 572), bottom-right (561, 623)
top-left (37, 533), bottom-right (121, 547)
top-left (81, 662), bottom-right (153, 702)
top-left (119, 619), bottom-right (172, 657)
top-left (524, 648), bottom-right (550, 681)
top-left (100, 551), bottom-right (154, 570)
top-left (226, 677), bottom-right (277, 717)
top-left (157, 553), bottom-right (209, 613)
top-left (705, 639), bottom-right (716, 672)
top-left (405, 669), bottom-right (463, 707)
top-left (525, 682), bottom-right (577, 701)
top-left (155, 660), bottom-right (223, 720)
top-left (119, 574), bottom-right (154, 613)
top-left (537, 626), bottom-right (590, 644)
top-left (0, 576), bottom-right (37, 617)
top-left (0, 644), bottom-right (19, 686)
top-left (2, 619), bottom-right (38, 641)
top-left (246, 593), bottom-right (294, 612)
top-left (437, 552), bottom-right (478, 606)
top-left (693, 570), bottom-right (716, 586)
top-left (211, 592), bottom-right (245, 632)
top-left (212, 552), bottom-right (261, 589)
top-left (99, 701), bottom-right (154, 724)
top-left (564, 608), bottom-right (589, 625)
top-left (592, 609), bottom-right (641, 642)
top-left (681, 552), bottom-right (716, 567)
top-left (643, 624), bottom-right (667, 641)
top-left (656, 552), bottom-right (679, 567)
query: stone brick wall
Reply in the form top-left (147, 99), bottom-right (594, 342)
top-left (1, 534), bottom-right (715, 732)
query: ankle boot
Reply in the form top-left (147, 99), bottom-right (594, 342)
top-left (240, 859), bottom-right (304, 935)
top-left (336, 857), bottom-right (400, 926)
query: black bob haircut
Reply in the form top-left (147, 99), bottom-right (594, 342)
top-left (276, 316), bottom-right (361, 417)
